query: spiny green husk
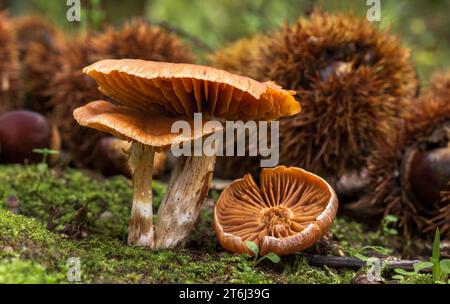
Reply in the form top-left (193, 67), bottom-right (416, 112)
top-left (0, 11), bottom-right (21, 113)
top-left (49, 19), bottom-right (195, 170)
top-left (357, 70), bottom-right (450, 239)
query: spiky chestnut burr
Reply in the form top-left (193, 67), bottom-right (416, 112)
top-left (263, 11), bottom-right (418, 177)
top-left (352, 70), bottom-right (450, 239)
top-left (13, 14), bottom-right (67, 114)
top-left (429, 189), bottom-right (450, 238)
top-left (0, 11), bottom-right (21, 113)
top-left (207, 35), bottom-right (268, 78)
top-left (214, 11), bottom-right (418, 179)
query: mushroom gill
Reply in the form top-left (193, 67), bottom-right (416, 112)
top-left (214, 166), bottom-right (338, 256)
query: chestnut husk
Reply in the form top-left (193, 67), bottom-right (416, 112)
top-left (350, 70), bottom-right (450, 239)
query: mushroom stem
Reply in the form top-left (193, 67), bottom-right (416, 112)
top-left (127, 142), bottom-right (155, 247)
top-left (154, 154), bottom-right (216, 249)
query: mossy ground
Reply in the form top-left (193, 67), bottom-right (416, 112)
top-left (0, 165), bottom-right (436, 284)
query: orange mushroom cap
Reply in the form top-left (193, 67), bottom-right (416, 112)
top-left (213, 166), bottom-right (338, 256)
top-left (73, 100), bottom-right (216, 151)
top-left (74, 59), bottom-right (301, 150)
top-left (82, 59), bottom-right (301, 121)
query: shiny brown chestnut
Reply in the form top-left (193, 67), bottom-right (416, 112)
top-left (407, 146), bottom-right (450, 211)
top-left (0, 110), bottom-right (51, 164)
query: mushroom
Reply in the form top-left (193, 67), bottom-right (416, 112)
top-left (75, 59), bottom-right (301, 249)
top-left (214, 166), bottom-right (338, 256)
top-left (0, 110), bottom-right (53, 164)
top-left (73, 100), bottom-right (217, 246)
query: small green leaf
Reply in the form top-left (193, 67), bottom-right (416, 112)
top-left (439, 260), bottom-right (450, 274)
top-left (32, 148), bottom-right (60, 155)
top-left (360, 245), bottom-right (393, 255)
top-left (394, 268), bottom-right (414, 276)
top-left (263, 252), bottom-right (281, 264)
top-left (354, 253), bottom-right (369, 262)
top-left (244, 241), bottom-right (259, 256)
top-left (32, 148), bottom-right (45, 154)
top-left (384, 215), bottom-right (398, 224)
top-left (432, 228), bottom-right (441, 280)
top-left (392, 275), bottom-right (404, 281)
top-left (37, 163), bottom-right (48, 173)
top-left (413, 261), bottom-right (433, 273)
top-left (46, 150), bottom-right (60, 155)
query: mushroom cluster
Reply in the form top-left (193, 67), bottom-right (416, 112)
top-left (214, 166), bottom-right (338, 255)
top-left (74, 59), bottom-right (301, 249)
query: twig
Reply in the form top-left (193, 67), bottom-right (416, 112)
top-left (301, 254), bottom-right (427, 272)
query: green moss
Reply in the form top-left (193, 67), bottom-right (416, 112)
top-left (331, 217), bottom-right (399, 255)
top-left (0, 165), bottom-right (166, 239)
top-left (0, 258), bottom-right (63, 283)
top-left (397, 273), bottom-right (436, 284)
top-left (0, 164), bottom-right (365, 284)
top-left (0, 207), bottom-right (356, 283)
top-left (282, 258), bottom-right (355, 284)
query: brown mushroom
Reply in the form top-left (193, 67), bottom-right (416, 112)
top-left (74, 99), bottom-right (216, 247)
top-left (214, 166), bottom-right (338, 256)
top-left (75, 59), bottom-right (301, 249)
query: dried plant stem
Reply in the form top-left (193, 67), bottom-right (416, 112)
top-left (154, 155), bottom-right (216, 249)
top-left (127, 142), bottom-right (155, 247)
top-left (302, 254), bottom-right (424, 272)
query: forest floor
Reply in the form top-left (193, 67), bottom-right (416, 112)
top-left (0, 165), bottom-right (440, 284)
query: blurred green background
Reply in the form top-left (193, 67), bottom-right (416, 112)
top-left (1, 0), bottom-right (449, 82)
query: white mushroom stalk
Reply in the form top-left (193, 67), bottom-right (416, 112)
top-left (127, 142), bottom-right (155, 246)
top-left (155, 154), bottom-right (216, 249)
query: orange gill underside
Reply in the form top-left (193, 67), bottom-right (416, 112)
top-left (84, 59), bottom-right (301, 121)
top-left (215, 167), bottom-right (331, 243)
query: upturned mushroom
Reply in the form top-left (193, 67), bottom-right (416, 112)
top-left (214, 166), bottom-right (338, 256)
top-left (74, 59), bottom-right (301, 249)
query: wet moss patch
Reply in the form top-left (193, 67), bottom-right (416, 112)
top-left (0, 164), bottom-right (435, 284)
